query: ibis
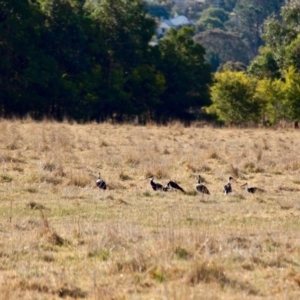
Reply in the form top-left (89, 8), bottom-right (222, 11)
top-left (196, 175), bottom-right (210, 195)
top-left (96, 173), bottom-right (107, 190)
top-left (166, 180), bottom-right (186, 193)
top-left (149, 176), bottom-right (164, 191)
top-left (223, 176), bottom-right (235, 195)
top-left (241, 182), bottom-right (265, 194)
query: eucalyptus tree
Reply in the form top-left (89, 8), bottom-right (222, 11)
top-left (207, 71), bottom-right (261, 125)
top-left (227, 0), bottom-right (285, 58)
top-left (248, 47), bottom-right (280, 80)
top-left (87, 0), bottom-right (160, 121)
top-left (156, 26), bottom-right (212, 123)
top-left (194, 29), bottom-right (251, 67)
top-left (36, 0), bottom-right (95, 120)
top-left (247, 0), bottom-right (300, 126)
top-left (263, 0), bottom-right (300, 72)
top-left (200, 7), bottom-right (230, 24)
top-left (281, 67), bottom-right (300, 127)
top-left (0, 0), bottom-right (46, 117)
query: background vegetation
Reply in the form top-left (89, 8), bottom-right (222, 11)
top-left (209, 0), bottom-right (300, 127)
top-left (1, 0), bottom-right (300, 126)
top-left (0, 0), bottom-right (212, 123)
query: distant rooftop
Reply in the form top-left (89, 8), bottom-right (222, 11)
top-left (169, 15), bottom-right (195, 26)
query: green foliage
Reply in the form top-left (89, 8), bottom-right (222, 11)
top-left (207, 71), bottom-right (261, 124)
top-left (218, 61), bottom-right (247, 72)
top-left (248, 47), bottom-right (280, 79)
top-left (227, 0), bottom-right (285, 58)
top-left (0, 0), bottom-right (212, 123)
top-left (253, 77), bottom-right (285, 124)
top-left (262, 0), bottom-right (300, 72)
top-left (194, 29), bottom-right (251, 67)
top-left (198, 17), bottom-right (225, 30)
top-left (247, 0), bottom-right (300, 125)
top-left (91, 0), bottom-right (155, 70)
top-left (284, 34), bottom-right (300, 72)
top-left (248, 66), bottom-right (300, 125)
top-left (200, 7), bottom-right (229, 23)
top-left (0, 0), bottom-right (48, 117)
top-left (282, 66), bottom-right (300, 122)
top-left (157, 27), bottom-right (212, 122)
top-left (125, 65), bottom-right (166, 120)
top-left (0, 0), bottom-right (291, 125)
top-left (197, 7), bottom-right (229, 31)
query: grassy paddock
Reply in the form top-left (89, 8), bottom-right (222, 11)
top-left (0, 119), bottom-right (300, 299)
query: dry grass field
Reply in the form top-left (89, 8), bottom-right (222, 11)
top-left (1, 119), bottom-right (300, 299)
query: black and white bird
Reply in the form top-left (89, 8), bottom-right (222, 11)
top-left (165, 180), bottom-right (186, 193)
top-left (96, 173), bottom-right (107, 190)
top-left (196, 175), bottom-right (210, 195)
top-left (223, 176), bottom-right (235, 195)
top-left (149, 176), bottom-right (164, 191)
top-left (241, 182), bottom-right (265, 194)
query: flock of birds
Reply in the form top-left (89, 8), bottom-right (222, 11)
top-left (96, 173), bottom-right (265, 196)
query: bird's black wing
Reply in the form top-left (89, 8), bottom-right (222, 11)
top-left (97, 179), bottom-right (107, 190)
top-left (156, 183), bottom-right (163, 191)
top-left (168, 181), bottom-right (185, 193)
top-left (223, 183), bottom-right (232, 194)
top-left (197, 184), bottom-right (210, 195)
top-left (151, 181), bottom-right (163, 191)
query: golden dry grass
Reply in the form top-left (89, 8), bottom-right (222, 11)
top-left (1, 119), bottom-right (300, 299)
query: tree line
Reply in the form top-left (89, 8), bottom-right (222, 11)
top-left (0, 0), bottom-right (212, 123)
top-left (207, 0), bottom-right (300, 127)
top-left (2, 0), bottom-right (300, 127)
